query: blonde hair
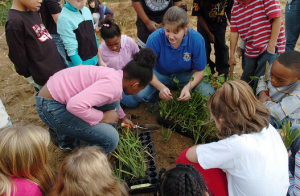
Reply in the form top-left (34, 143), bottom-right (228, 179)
top-left (50, 146), bottom-right (128, 196)
top-left (0, 125), bottom-right (56, 196)
top-left (162, 6), bottom-right (188, 31)
top-left (209, 80), bottom-right (270, 139)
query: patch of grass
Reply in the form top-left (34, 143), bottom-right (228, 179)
top-left (0, 0), bottom-right (11, 26)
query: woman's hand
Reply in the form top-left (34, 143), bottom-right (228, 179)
top-left (159, 87), bottom-right (173, 100)
top-left (178, 85), bottom-right (191, 101)
top-left (101, 109), bottom-right (119, 124)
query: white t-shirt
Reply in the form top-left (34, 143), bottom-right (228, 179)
top-left (0, 99), bottom-right (9, 128)
top-left (196, 125), bottom-right (289, 196)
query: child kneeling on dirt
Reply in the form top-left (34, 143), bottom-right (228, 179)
top-left (257, 50), bottom-right (300, 129)
top-left (186, 80), bottom-right (289, 196)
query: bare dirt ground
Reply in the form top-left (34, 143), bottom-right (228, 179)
top-left (0, 0), bottom-right (299, 195)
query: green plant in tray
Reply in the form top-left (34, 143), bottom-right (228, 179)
top-left (113, 128), bottom-right (152, 181)
top-left (158, 65), bottom-right (219, 144)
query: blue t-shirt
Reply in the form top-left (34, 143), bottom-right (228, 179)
top-left (145, 28), bottom-right (207, 75)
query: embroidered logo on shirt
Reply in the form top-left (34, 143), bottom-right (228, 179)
top-left (183, 52), bottom-right (191, 62)
top-left (32, 24), bottom-right (52, 42)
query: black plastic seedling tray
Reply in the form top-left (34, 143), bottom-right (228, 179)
top-left (157, 117), bottom-right (219, 144)
top-left (157, 116), bottom-right (196, 141)
top-left (126, 131), bottom-right (158, 195)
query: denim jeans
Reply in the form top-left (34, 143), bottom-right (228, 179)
top-left (35, 95), bottom-right (119, 154)
top-left (285, 0), bottom-right (300, 51)
top-left (242, 50), bottom-right (278, 94)
top-left (51, 34), bottom-right (68, 67)
top-left (121, 69), bottom-right (215, 108)
top-left (197, 23), bottom-right (229, 75)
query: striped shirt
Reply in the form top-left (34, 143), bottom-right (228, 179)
top-left (289, 151), bottom-right (300, 196)
top-left (230, 0), bottom-right (285, 58)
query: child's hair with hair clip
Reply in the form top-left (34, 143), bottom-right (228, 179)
top-left (100, 16), bottom-right (121, 40)
top-left (158, 163), bottom-right (210, 196)
top-left (162, 6), bottom-right (189, 31)
top-left (123, 48), bottom-right (156, 87)
top-left (209, 80), bottom-right (270, 139)
top-left (0, 124), bottom-right (56, 196)
top-left (49, 146), bottom-right (128, 196)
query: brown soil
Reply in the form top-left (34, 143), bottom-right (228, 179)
top-left (0, 0), bottom-right (299, 195)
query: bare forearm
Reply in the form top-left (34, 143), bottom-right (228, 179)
top-left (198, 16), bottom-right (212, 36)
top-left (229, 32), bottom-right (239, 58)
top-left (150, 74), bottom-right (166, 91)
top-left (269, 17), bottom-right (281, 48)
top-left (132, 1), bottom-right (150, 24)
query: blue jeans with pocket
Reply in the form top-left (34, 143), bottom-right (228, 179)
top-left (35, 95), bottom-right (119, 154)
top-left (285, 0), bottom-right (300, 51)
top-left (121, 69), bottom-right (215, 108)
top-left (242, 50), bottom-right (278, 94)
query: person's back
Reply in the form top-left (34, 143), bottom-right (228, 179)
top-left (57, 0), bottom-right (104, 67)
top-left (5, 6), bottom-right (65, 86)
top-left (10, 178), bottom-right (42, 196)
top-left (186, 80), bottom-right (289, 196)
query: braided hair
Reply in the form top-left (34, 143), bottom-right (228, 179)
top-left (158, 164), bottom-right (211, 196)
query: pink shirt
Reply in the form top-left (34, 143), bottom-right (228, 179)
top-left (100, 35), bottom-right (139, 70)
top-left (47, 66), bottom-right (125, 126)
top-left (11, 177), bottom-right (42, 196)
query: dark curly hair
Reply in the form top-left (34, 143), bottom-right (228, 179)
top-left (122, 48), bottom-right (156, 87)
top-left (158, 163), bottom-right (211, 196)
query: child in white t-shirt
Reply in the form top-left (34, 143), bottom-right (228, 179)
top-left (0, 99), bottom-right (11, 128)
top-left (186, 80), bottom-right (289, 196)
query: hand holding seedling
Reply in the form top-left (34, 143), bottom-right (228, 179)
top-left (258, 91), bottom-right (273, 103)
top-left (177, 85), bottom-right (191, 101)
top-left (101, 108), bottom-right (119, 124)
top-left (159, 87), bottom-right (173, 100)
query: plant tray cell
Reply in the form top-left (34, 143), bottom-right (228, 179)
top-left (126, 131), bottom-right (158, 195)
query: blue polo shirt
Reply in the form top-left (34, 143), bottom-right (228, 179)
top-left (145, 28), bottom-right (207, 75)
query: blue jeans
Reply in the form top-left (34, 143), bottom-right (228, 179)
top-left (51, 34), bottom-right (68, 67)
top-left (35, 95), bottom-right (119, 154)
top-left (242, 50), bottom-right (278, 94)
top-left (121, 69), bottom-right (215, 108)
top-left (285, 0), bottom-right (300, 51)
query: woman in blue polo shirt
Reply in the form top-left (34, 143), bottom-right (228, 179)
top-left (121, 6), bottom-right (214, 109)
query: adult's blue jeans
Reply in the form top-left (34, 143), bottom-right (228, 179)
top-left (51, 34), bottom-right (68, 67)
top-left (35, 95), bottom-right (119, 154)
top-left (285, 0), bottom-right (300, 51)
top-left (242, 50), bottom-right (278, 94)
top-left (121, 69), bottom-right (215, 108)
